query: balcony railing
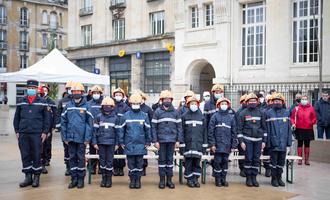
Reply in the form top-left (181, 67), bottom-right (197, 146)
top-left (19, 42), bottom-right (29, 51)
top-left (110, 0), bottom-right (126, 9)
top-left (79, 6), bottom-right (93, 16)
top-left (19, 19), bottom-right (30, 28)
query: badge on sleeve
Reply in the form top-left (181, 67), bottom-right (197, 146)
top-left (283, 118), bottom-right (287, 122)
top-left (193, 123), bottom-right (196, 127)
top-left (80, 109), bottom-right (85, 114)
top-left (105, 124), bottom-right (109, 129)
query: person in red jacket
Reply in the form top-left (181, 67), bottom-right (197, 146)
top-left (290, 95), bottom-right (317, 165)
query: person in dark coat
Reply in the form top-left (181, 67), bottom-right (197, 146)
top-left (112, 88), bottom-right (130, 176)
top-left (92, 96), bottom-right (120, 188)
top-left (237, 93), bottom-right (267, 187)
top-left (235, 94), bottom-right (247, 177)
top-left (314, 90), bottom-right (330, 139)
top-left (178, 90), bottom-right (195, 116)
top-left (14, 79), bottom-right (50, 188)
top-left (56, 81), bottom-right (74, 176)
top-left (61, 82), bottom-right (93, 189)
top-left (204, 84), bottom-right (225, 126)
top-left (208, 97), bottom-right (237, 187)
top-left (180, 97), bottom-right (208, 188)
top-left (265, 93), bottom-right (292, 187)
top-left (118, 93), bottom-right (152, 189)
top-left (152, 90), bottom-right (183, 189)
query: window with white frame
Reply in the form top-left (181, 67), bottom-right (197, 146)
top-left (83, 0), bottom-right (92, 8)
top-left (0, 5), bottom-right (6, 24)
top-left (150, 11), bottom-right (165, 35)
top-left (191, 6), bottom-right (199, 28)
top-left (205, 3), bottom-right (214, 26)
top-left (20, 7), bottom-right (28, 26)
top-left (242, 2), bottom-right (266, 66)
top-left (293, 0), bottom-right (320, 63)
top-left (113, 19), bottom-right (125, 40)
top-left (42, 33), bottom-right (48, 48)
top-left (0, 54), bottom-right (6, 68)
top-left (0, 30), bottom-right (6, 43)
top-left (81, 25), bottom-right (92, 46)
top-left (20, 55), bottom-right (28, 69)
top-left (42, 11), bottom-right (48, 24)
top-left (50, 12), bottom-right (57, 29)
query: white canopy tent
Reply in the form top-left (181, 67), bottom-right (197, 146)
top-left (0, 48), bottom-right (110, 85)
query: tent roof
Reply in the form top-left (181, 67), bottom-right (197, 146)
top-left (0, 49), bottom-right (110, 85)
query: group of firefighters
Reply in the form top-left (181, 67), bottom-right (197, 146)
top-left (14, 79), bottom-right (293, 190)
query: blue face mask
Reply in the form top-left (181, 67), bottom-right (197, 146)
top-left (27, 89), bottom-right (37, 96)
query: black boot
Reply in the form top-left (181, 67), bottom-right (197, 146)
top-left (45, 160), bottom-right (50, 166)
top-left (135, 177), bottom-right (141, 189)
top-left (271, 176), bottom-right (279, 187)
top-left (265, 168), bottom-right (271, 177)
top-left (113, 168), bottom-right (119, 176)
top-left (194, 176), bottom-right (200, 188)
top-left (68, 177), bottom-right (78, 189)
top-left (106, 175), bottom-right (112, 188)
top-left (129, 176), bottom-right (135, 189)
top-left (277, 174), bottom-right (285, 187)
top-left (239, 169), bottom-right (246, 177)
top-left (65, 164), bottom-right (70, 176)
top-left (215, 177), bottom-right (222, 187)
top-left (142, 167), bottom-right (146, 176)
top-left (166, 176), bottom-right (175, 189)
top-left (251, 176), bottom-right (259, 187)
top-left (32, 174), bottom-right (40, 188)
top-left (100, 174), bottom-right (106, 187)
top-left (77, 177), bottom-right (84, 189)
top-left (221, 176), bottom-right (229, 187)
top-left (159, 176), bottom-right (165, 189)
top-left (19, 173), bottom-right (33, 188)
top-left (246, 176), bottom-right (253, 187)
top-left (187, 179), bottom-right (194, 188)
top-left (118, 168), bottom-right (124, 176)
top-left (42, 166), bottom-right (48, 174)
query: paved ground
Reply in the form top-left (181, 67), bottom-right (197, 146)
top-left (0, 106), bottom-right (329, 200)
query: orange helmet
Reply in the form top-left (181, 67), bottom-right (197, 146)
top-left (216, 97), bottom-right (231, 108)
top-left (186, 96), bottom-right (200, 106)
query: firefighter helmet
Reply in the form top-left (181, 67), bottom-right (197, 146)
top-left (101, 96), bottom-right (115, 106)
top-left (112, 88), bottom-right (125, 97)
top-left (211, 84), bottom-right (224, 92)
top-left (216, 97), bottom-right (231, 108)
top-left (159, 90), bottom-right (173, 99)
top-left (129, 93), bottom-right (143, 104)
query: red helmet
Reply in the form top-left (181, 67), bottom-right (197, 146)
top-left (37, 86), bottom-right (44, 94)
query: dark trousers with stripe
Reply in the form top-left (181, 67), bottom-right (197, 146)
top-left (127, 155), bottom-right (144, 178)
top-left (41, 133), bottom-right (52, 165)
top-left (99, 144), bottom-right (115, 175)
top-left (63, 142), bottom-right (69, 165)
top-left (213, 153), bottom-right (229, 178)
top-left (270, 150), bottom-right (286, 176)
top-left (244, 139), bottom-right (262, 176)
top-left (68, 142), bottom-right (86, 178)
top-left (18, 133), bottom-right (42, 174)
top-left (158, 142), bottom-right (175, 177)
top-left (113, 146), bottom-right (126, 169)
top-left (184, 157), bottom-right (201, 180)
top-left (263, 147), bottom-right (271, 170)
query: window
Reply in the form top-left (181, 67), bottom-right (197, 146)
top-left (0, 5), bottom-right (6, 24)
top-left (83, 0), bottom-right (92, 8)
top-left (293, 0), bottom-right (320, 63)
top-left (109, 56), bottom-right (131, 95)
top-left (150, 11), bottom-right (165, 35)
top-left (191, 6), bottom-right (199, 28)
top-left (205, 4), bottom-right (214, 26)
top-left (242, 2), bottom-right (266, 66)
top-left (20, 7), bottom-right (28, 26)
top-left (113, 19), bottom-right (125, 40)
top-left (81, 25), bottom-right (92, 46)
top-left (76, 58), bottom-right (95, 73)
top-left (0, 54), bottom-right (6, 69)
top-left (42, 33), bottom-right (48, 48)
top-left (42, 10), bottom-right (48, 24)
top-left (0, 30), bottom-right (6, 44)
top-left (20, 31), bottom-right (28, 50)
top-left (20, 55), bottom-right (28, 69)
top-left (59, 13), bottom-right (63, 26)
top-left (144, 52), bottom-right (171, 93)
top-left (50, 12), bottom-right (57, 29)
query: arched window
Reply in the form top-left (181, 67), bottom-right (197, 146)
top-left (42, 10), bottom-right (48, 24)
top-left (50, 12), bottom-right (57, 29)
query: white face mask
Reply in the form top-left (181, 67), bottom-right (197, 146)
top-left (214, 93), bottom-right (224, 99)
top-left (132, 104), bottom-right (140, 110)
top-left (44, 92), bottom-right (48, 97)
top-left (115, 96), bottom-right (123, 102)
top-left (204, 96), bottom-right (210, 102)
top-left (190, 104), bottom-right (198, 112)
top-left (93, 94), bottom-right (100, 100)
top-left (68, 90), bottom-right (72, 95)
top-left (301, 99), bottom-right (308, 105)
top-left (259, 98), bottom-right (265, 103)
top-left (220, 105), bottom-right (228, 111)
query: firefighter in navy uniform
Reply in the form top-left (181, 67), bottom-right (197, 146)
top-left (61, 82), bottom-right (93, 189)
top-left (88, 85), bottom-right (104, 175)
top-left (56, 81), bottom-right (74, 176)
top-left (208, 97), bottom-right (237, 187)
top-left (204, 84), bottom-right (225, 126)
top-left (266, 93), bottom-right (292, 187)
top-left (14, 80), bottom-right (50, 188)
top-left (178, 90), bottom-right (195, 115)
top-left (92, 96), bottom-right (120, 188)
top-left (237, 93), bottom-right (267, 187)
top-left (39, 85), bottom-right (57, 174)
top-left (112, 88), bottom-right (130, 176)
top-left (152, 90), bottom-right (183, 189)
top-left (235, 94), bottom-right (247, 177)
top-left (180, 97), bottom-right (208, 188)
top-left (118, 93), bottom-right (152, 189)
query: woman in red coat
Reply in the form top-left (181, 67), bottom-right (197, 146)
top-left (291, 95), bottom-right (317, 165)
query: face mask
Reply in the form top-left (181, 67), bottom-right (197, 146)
top-left (93, 94), bottom-right (100, 100)
top-left (115, 96), bottom-right (123, 102)
top-left (181, 102), bottom-right (185, 106)
top-left (190, 104), bottom-right (198, 112)
top-left (220, 105), bottom-right (228, 111)
top-left (132, 104), bottom-right (140, 111)
top-left (72, 94), bottom-right (82, 100)
top-left (247, 103), bottom-right (257, 109)
top-left (27, 89), bottom-right (37, 96)
top-left (204, 96), bottom-right (210, 102)
top-left (301, 100), bottom-right (308, 106)
top-left (103, 106), bottom-right (113, 113)
top-left (67, 90), bottom-right (72, 95)
top-left (163, 102), bottom-right (172, 107)
top-left (296, 99), bottom-right (301, 103)
top-left (214, 93), bottom-right (223, 100)
top-left (273, 103), bottom-right (282, 109)
top-left (259, 98), bottom-right (265, 103)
